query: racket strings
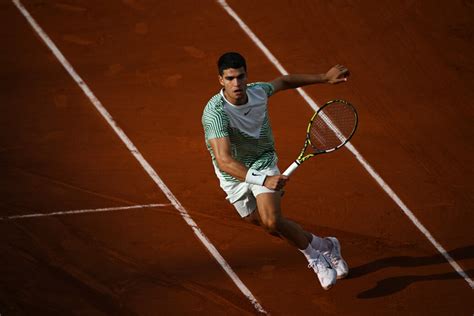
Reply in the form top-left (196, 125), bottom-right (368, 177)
top-left (309, 102), bottom-right (357, 151)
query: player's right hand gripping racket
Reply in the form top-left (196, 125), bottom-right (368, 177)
top-left (282, 99), bottom-right (358, 176)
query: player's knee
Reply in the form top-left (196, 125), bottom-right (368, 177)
top-left (261, 217), bottom-right (281, 234)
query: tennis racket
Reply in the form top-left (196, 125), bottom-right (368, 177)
top-left (282, 99), bottom-right (358, 176)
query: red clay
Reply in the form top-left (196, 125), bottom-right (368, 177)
top-left (1, 0), bottom-right (473, 315)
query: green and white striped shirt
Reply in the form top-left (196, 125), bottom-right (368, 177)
top-left (202, 82), bottom-right (277, 182)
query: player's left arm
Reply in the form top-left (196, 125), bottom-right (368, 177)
top-left (270, 64), bottom-right (349, 94)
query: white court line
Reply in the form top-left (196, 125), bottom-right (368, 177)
top-left (1, 203), bottom-right (171, 220)
top-left (217, 0), bottom-right (474, 289)
top-left (11, 0), bottom-right (267, 313)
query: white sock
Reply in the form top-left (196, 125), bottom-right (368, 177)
top-left (299, 243), bottom-right (319, 262)
top-left (311, 234), bottom-right (332, 253)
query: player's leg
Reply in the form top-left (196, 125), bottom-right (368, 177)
top-left (246, 210), bottom-right (337, 252)
top-left (227, 166), bottom-right (340, 287)
top-left (253, 192), bottom-right (329, 251)
top-left (255, 192), bottom-right (337, 289)
top-left (243, 210), bottom-right (283, 238)
top-left (247, 193), bottom-right (348, 280)
top-left (255, 192), bottom-right (308, 248)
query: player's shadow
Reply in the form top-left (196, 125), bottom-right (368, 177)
top-left (348, 245), bottom-right (474, 298)
top-left (356, 269), bottom-right (474, 298)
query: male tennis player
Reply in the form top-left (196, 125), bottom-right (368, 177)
top-left (202, 52), bottom-right (349, 290)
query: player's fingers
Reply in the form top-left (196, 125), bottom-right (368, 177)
top-left (278, 179), bottom-right (289, 189)
top-left (269, 182), bottom-right (279, 190)
top-left (339, 67), bottom-right (348, 75)
top-left (336, 65), bottom-right (349, 74)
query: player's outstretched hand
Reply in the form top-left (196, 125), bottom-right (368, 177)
top-left (264, 175), bottom-right (289, 190)
top-left (325, 64), bottom-right (350, 84)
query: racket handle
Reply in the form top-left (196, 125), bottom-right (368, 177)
top-left (282, 161), bottom-right (300, 176)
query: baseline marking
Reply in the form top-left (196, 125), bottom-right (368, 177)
top-left (217, 0), bottom-right (474, 289)
top-left (1, 203), bottom-right (171, 220)
top-left (12, 0), bottom-right (267, 313)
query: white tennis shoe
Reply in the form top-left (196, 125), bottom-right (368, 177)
top-left (308, 251), bottom-right (337, 290)
top-left (323, 237), bottom-right (349, 279)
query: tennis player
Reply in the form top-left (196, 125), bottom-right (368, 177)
top-left (202, 52), bottom-right (349, 290)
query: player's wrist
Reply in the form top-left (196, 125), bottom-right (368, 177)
top-left (245, 169), bottom-right (267, 186)
top-left (321, 73), bottom-right (330, 83)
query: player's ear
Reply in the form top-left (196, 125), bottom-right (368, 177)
top-left (218, 75), bottom-right (224, 86)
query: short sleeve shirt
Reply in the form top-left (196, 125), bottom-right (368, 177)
top-left (202, 82), bottom-right (277, 182)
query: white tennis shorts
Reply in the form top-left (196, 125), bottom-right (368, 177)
top-left (214, 164), bottom-right (281, 218)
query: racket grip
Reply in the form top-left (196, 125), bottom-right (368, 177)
top-left (282, 161), bottom-right (300, 176)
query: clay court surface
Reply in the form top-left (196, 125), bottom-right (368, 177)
top-left (1, 0), bottom-right (473, 314)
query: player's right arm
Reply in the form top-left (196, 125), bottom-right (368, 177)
top-left (209, 137), bottom-right (288, 190)
top-left (209, 137), bottom-right (247, 181)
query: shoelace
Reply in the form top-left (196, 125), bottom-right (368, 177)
top-left (308, 256), bottom-right (330, 272)
top-left (324, 249), bottom-right (340, 267)
top-left (308, 261), bottom-right (320, 273)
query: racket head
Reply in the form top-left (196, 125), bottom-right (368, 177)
top-left (306, 99), bottom-right (358, 153)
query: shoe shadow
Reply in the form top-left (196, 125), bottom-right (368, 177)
top-left (348, 245), bottom-right (474, 279)
top-left (348, 245), bottom-right (474, 299)
top-left (357, 269), bottom-right (474, 299)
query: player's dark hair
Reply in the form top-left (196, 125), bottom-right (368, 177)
top-left (217, 52), bottom-right (247, 75)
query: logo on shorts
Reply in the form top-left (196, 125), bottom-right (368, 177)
top-left (252, 172), bottom-right (260, 176)
top-left (244, 108), bottom-right (252, 115)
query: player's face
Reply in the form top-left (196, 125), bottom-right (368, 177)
top-left (219, 67), bottom-right (248, 105)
